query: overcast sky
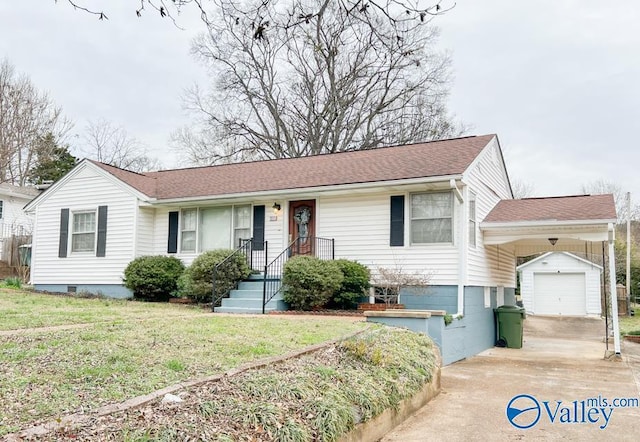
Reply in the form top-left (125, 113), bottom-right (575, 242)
top-left (1, 1), bottom-right (639, 205)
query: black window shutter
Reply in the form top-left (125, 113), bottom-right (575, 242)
top-left (390, 195), bottom-right (405, 247)
top-left (96, 206), bottom-right (108, 257)
top-left (252, 205), bottom-right (265, 251)
top-left (167, 211), bottom-right (179, 254)
top-left (59, 208), bottom-right (69, 258)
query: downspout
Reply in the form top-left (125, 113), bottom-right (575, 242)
top-left (608, 223), bottom-right (621, 354)
top-left (451, 179), bottom-right (465, 317)
top-left (626, 192), bottom-right (631, 313)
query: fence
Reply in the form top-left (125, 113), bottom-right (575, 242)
top-left (0, 224), bottom-right (32, 267)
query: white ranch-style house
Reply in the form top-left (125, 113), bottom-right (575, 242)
top-left (25, 134), bottom-right (621, 360)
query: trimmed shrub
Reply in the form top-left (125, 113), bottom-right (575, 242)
top-left (123, 255), bottom-right (185, 302)
top-left (282, 256), bottom-right (343, 310)
top-left (331, 259), bottom-right (371, 309)
top-left (177, 249), bottom-right (251, 303)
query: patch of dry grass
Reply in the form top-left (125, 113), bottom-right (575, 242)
top-left (0, 290), bottom-right (365, 436)
top-left (37, 327), bottom-right (438, 442)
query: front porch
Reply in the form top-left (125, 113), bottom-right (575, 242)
top-left (213, 236), bottom-right (335, 314)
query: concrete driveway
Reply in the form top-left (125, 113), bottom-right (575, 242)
top-left (382, 316), bottom-right (640, 441)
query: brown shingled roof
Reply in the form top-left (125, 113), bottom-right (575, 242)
top-left (482, 194), bottom-right (617, 224)
top-left (91, 135), bottom-right (496, 200)
top-left (89, 161), bottom-right (157, 197)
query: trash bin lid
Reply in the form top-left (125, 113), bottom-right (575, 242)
top-left (494, 305), bottom-right (526, 313)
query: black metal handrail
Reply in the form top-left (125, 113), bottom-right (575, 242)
top-left (262, 236), bottom-right (335, 314)
top-left (212, 238), bottom-right (268, 311)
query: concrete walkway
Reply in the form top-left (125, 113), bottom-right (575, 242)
top-left (382, 316), bottom-right (640, 441)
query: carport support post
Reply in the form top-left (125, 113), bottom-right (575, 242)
top-left (608, 224), bottom-right (621, 354)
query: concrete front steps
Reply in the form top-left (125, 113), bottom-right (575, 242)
top-left (215, 273), bottom-right (287, 314)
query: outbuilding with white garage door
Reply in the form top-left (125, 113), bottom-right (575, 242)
top-left (517, 252), bottom-right (602, 316)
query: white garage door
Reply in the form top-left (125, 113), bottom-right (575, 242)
top-left (533, 273), bottom-right (586, 315)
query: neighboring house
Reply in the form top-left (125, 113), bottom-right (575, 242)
top-left (517, 252), bottom-right (602, 316)
top-left (0, 183), bottom-right (39, 263)
top-left (24, 134), bottom-right (619, 362)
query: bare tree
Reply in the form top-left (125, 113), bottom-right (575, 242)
top-left (59, 0), bottom-right (208, 24)
top-left (511, 179), bottom-right (535, 199)
top-left (171, 123), bottom-right (256, 166)
top-left (80, 120), bottom-right (162, 172)
top-left (58, 0), bottom-right (453, 29)
top-left (0, 59), bottom-right (72, 186)
top-left (373, 264), bottom-right (432, 306)
top-left (581, 179), bottom-right (638, 222)
top-left (173, 0), bottom-right (464, 165)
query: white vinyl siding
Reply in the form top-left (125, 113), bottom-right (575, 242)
top-left (317, 192), bottom-right (459, 285)
top-left (463, 137), bottom-right (516, 288)
top-left (30, 163), bottom-right (138, 285)
top-left (71, 211), bottom-right (96, 253)
top-left (469, 191), bottom-right (477, 247)
top-left (135, 206), bottom-right (155, 256)
top-left (263, 202), bottom-right (284, 263)
top-left (410, 192), bottom-right (453, 244)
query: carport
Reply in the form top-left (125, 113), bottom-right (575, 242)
top-left (480, 194), bottom-right (621, 354)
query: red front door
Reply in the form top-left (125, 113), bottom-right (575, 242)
top-left (289, 200), bottom-right (316, 256)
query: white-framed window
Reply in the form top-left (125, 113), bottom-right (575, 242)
top-left (180, 208), bottom-right (197, 252)
top-left (0, 200), bottom-right (3, 219)
top-left (71, 211), bottom-right (96, 253)
top-left (181, 205), bottom-right (253, 253)
top-left (233, 205), bottom-right (251, 247)
top-left (410, 192), bottom-right (453, 244)
top-left (199, 206), bottom-right (231, 252)
top-left (469, 191), bottom-right (477, 247)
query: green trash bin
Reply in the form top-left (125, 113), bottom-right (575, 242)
top-left (494, 305), bottom-right (526, 349)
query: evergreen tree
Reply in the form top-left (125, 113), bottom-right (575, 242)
top-left (28, 133), bottom-right (77, 184)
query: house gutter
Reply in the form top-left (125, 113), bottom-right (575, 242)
top-left (480, 219), bottom-right (617, 229)
top-left (452, 180), bottom-right (465, 317)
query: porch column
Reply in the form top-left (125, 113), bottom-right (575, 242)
top-left (608, 224), bottom-right (621, 354)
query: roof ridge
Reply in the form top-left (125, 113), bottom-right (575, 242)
top-left (87, 159), bottom-right (153, 178)
top-left (151, 134), bottom-right (494, 174)
top-left (517, 194), bottom-right (598, 201)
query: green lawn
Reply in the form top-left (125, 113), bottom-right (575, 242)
top-left (619, 304), bottom-right (640, 335)
top-left (0, 288), bottom-right (205, 330)
top-left (0, 290), bottom-right (365, 436)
